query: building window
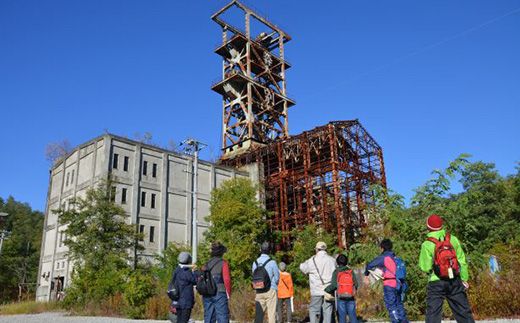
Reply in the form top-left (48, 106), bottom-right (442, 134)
top-left (123, 156), bottom-right (129, 172)
top-left (149, 226), bottom-right (155, 243)
top-left (66, 172), bottom-right (70, 186)
top-left (121, 188), bottom-right (127, 204)
top-left (110, 186), bottom-right (116, 202)
top-left (113, 153), bottom-right (119, 169)
top-left (143, 161), bottom-right (148, 176)
top-left (141, 191), bottom-right (146, 207)
top-left (151, 193), bottom-right (156, 209)
top-left (139, 224), bottom-right (145, 241)
top-left (59, 232), bottom-right (63, 247)
top-left (152, 163), bottom-right (157, 178)
top-left (71, 169), bottom-right (75, 185)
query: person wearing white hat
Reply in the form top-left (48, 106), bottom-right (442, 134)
top-left (299, 241), bottom-right (336, 323)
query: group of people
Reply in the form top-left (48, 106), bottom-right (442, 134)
top-left (168, 214), bottom-right (475, 323)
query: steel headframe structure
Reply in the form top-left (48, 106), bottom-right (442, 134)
top-left (221, 120), bottom-right (386, 248)
top-left (211, 0), bottom-right (295, 159)
top-left (212, 2), bottom-right (386, 249)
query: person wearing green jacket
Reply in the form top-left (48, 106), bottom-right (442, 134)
top-left (419, 214), bottom-right (475, 323)
top-left (325, 254), bottom-right (359, 323)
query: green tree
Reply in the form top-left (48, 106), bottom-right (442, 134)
top-left (203, 178), bottom-right (268, 283)
top-left (56, 179), bottom-right (142, 305)
top-left (0, 197), bottom-right (43, 302)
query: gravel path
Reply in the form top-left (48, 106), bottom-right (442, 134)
top-left (0, 312), bottom-right (518, 323)
top-left (0, 312), bottom-right (171, 323)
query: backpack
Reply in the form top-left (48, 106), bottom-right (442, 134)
top-left (337, 269), bottom-right (355, 299)
top-left (196, 259), bottom-right (222, 297)
top-left (167, 270), bottom-right (179, 301)
top-left (393, 256), bottom-right (407, 293)
top-left (252, 258), bottom-right (272, 294)
top-left (427, 232), bottom-right (460, 280)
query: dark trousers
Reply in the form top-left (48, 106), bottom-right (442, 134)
top-left (277, 297), bottom-right (292, 322)
top-left (426, 278), bottom-right (475, 323)
top-left (383, 286), bottom-right (408, 323)
top-left (176, 308), bottom-right (192, 323)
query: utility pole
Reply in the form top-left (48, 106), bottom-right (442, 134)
top-left (181, 139), bottom-right (207, 264)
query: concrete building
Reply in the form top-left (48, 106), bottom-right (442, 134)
top-left (36, 134), bottom-right (250, 301)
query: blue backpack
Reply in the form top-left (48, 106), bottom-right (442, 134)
top-left (393, 256), bottom-right (408, 300)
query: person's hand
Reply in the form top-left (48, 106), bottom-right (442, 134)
top-left (364, 276), bottom-right (370, 285)
top-left (462, 281), bottom-right (469, 290)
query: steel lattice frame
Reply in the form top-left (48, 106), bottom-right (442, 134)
top-left (212, 0), bottom-right (295, 158)
top-left (221, 120), bottom-right (387, 249)
top-left (213, 2), bottom-right (386, 248)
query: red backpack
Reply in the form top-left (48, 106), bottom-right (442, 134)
top-left (337, 269), bottom-right (355, 299)
top-left (427, 232), bottom-right (460, 280)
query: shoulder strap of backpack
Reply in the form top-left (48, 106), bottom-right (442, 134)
top-left (312, 256), bottom-right (325, 285)
top-left (261, 258), bottom-right (271, 268)
top-left (444, 232), bottom-right (451, 242)
top-left (427, 236), bottom-right (441, 246)
top-left (207, 258), bottom-right (223, 272)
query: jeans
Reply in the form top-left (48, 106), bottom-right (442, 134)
top-left (383, 286), bottom-right (408, 323)
top-left (277, 297), bottom-right (292, 322)
top-left (426, 278), bottom-right (475, 323)
top-left (309, 295), bottom-right (334, 323)
top-left (337, 299), bottom-right (357, 323)
top-left (203, 292), bottom-right (230, 323)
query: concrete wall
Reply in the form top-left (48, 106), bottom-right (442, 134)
top-left (36, 134), bottom-right (251, 301)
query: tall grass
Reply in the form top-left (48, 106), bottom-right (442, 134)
top-left (0, 301), bottom-right (63, 315)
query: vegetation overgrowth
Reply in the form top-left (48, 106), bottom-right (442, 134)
top-left (1, 156), bottom-right (518, 320)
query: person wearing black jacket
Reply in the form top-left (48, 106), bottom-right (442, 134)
top-left (170, 252), bottom-right (198, 323)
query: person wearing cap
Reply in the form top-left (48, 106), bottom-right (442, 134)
top-left (419, 214), bottom-right (474, 323)
top-left (202, 242), bottom-right (232, 323)
top-left (277, 262), bottom-right (294, 323)
top-left (252, 242), bottom-right (279, 323)
top-left (299, 241), bottom-right (336, 323)
top-left (364, 239), bottom-right (408, 323)
top-left (170, 252), bottom-right (197, 323)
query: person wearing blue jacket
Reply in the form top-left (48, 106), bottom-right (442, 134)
top-left (170, 252), bottom-right (198, 323)
top-left (252, 242), bottom-right (279, 323)
top-left (364, 239), bottom-right (408, 323)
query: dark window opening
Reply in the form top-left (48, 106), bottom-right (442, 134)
top-left (66, 172), bottom-right (70, 186)
top-left (122, 188), bottom-right (127, 204)
top-left (151, 193), bottom-right (156, 209)
top-left (123, 156), bottom-right (129, 172)
top-left (152, 163), bottom-right (157, 178)
top-left (113, 153), bottom-right (119, 169)
top-left (143, 161), bottom-right (148, 176)
top-left (71, 170), bottom-right (75, 185)
top-left (149, 226), bottom-right (155, 243)
top-left (110, 186), bottom-right (116, 202)
top-left (141, 191), bottom-right (146, 207)
top-left (139, 224), bottom-right (145, 241)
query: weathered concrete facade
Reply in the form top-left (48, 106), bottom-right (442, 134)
top-left (36, 134), bottom-right (249, 301)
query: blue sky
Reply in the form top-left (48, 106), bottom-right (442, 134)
top-left (1, 0), bottom-right (519, 211)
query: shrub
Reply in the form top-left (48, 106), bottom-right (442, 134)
top-left (123, 270), bottom-right (156, 319)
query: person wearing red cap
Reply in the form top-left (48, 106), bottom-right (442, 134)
top-left (419, 214), bottom-right (474, 323)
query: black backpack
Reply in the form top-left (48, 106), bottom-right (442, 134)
top-left (196, 259), bottom-right (222, 297)
top-left (252, 258), bottom-right (272, 294)
top-left (167, 270), bottom-right (179, 301)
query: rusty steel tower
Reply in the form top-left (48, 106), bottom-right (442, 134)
top-left (212, 1), bottom-right (386, 249)
top-left (211, 0), bottom-right (295, 159)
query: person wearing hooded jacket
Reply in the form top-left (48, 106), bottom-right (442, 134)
top-left (419, 214), bottom-right (474, 323)
top-left (299, 241), bottom-right (336, 323)
top-left (169, 252), bottom-right (197, 323)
